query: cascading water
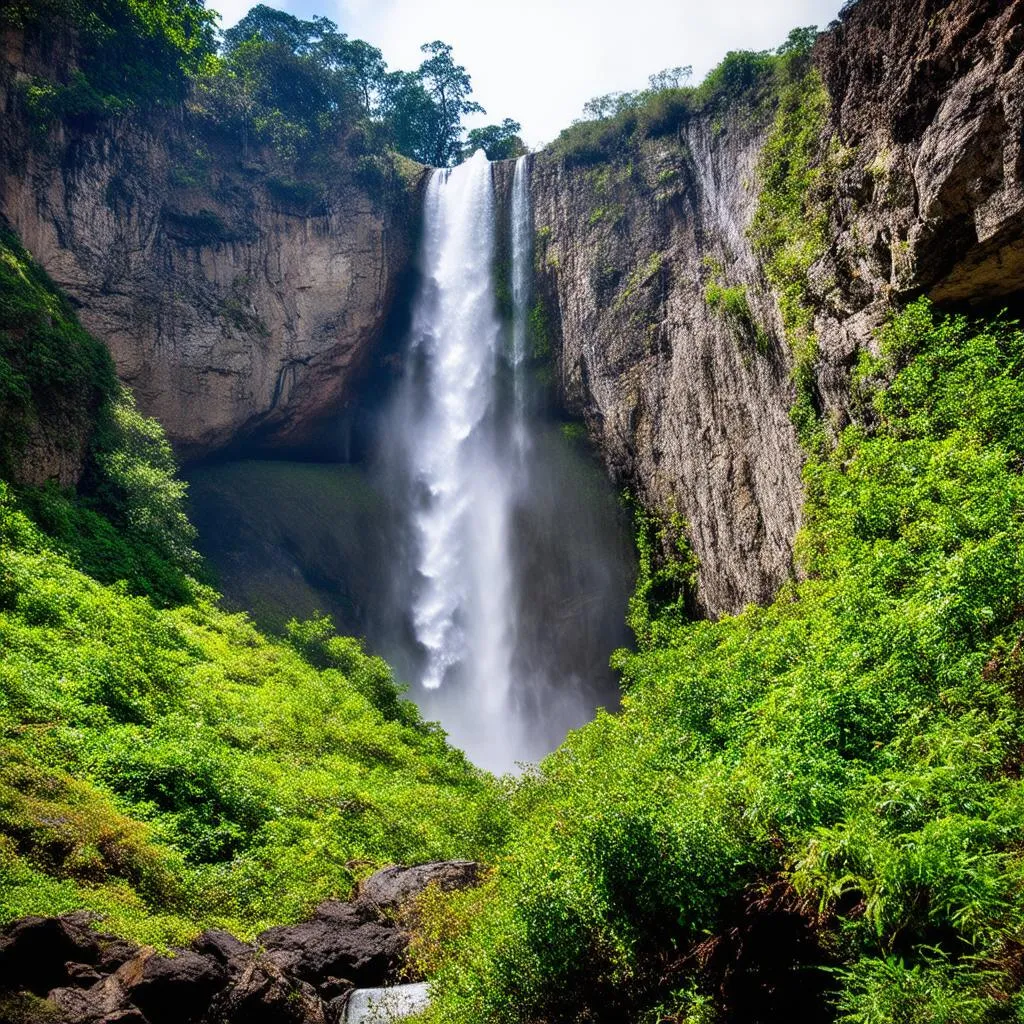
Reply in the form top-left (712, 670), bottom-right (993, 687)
top-left (374, 151), bottom-right (634, 772)
top-left (510, 154), bottom-right (532, 462)
top-left (400, 151), bottom-right (516, 753)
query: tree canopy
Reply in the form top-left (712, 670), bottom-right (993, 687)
top-left (9, 0), bottom-right (522, 167)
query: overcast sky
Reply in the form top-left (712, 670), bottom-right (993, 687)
top-left (210, 0), bottom-right (848, 148)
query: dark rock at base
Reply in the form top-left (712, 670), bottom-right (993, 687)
top-left (356, 861), bottom-right (483, 919)
top-left (0, 914), bottom-right (102, 995)
top-left (258, 903), bottom-right (405, 988)
top-left (191, 930), bottom-right (254, 972)
top-left (1, 860), bottom-right (484, 1021)
top-left (118, 949), bottom-right (227, 1024)
top-left (214, 956), bottom-right (327, 1024)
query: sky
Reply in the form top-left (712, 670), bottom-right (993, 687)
top-left (210, 0), bottom-right (848, 149)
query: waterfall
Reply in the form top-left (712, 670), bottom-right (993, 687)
top-left (510, 155), bottom-right (532, 460)
top-left (375, 150), bottom-right (634, 773)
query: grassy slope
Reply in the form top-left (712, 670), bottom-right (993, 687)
top-left (0, 229), bottom-right (507, 948)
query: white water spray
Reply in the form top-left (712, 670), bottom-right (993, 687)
top-left (378, 152), bottom-right (633, 772)
top-left (397, 151), bottom-right (516, 759)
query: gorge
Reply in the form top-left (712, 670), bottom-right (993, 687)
top-left (2, 0), bottom-right (1024, 1021)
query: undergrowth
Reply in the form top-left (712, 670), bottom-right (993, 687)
top-left (0, 229), bottom-right (509, 949)
top-left (414, 299), bottom-right (1024, 1024)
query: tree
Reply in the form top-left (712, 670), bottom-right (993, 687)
top-left (582, 91), bottom-right (640, 120)
top-left (416, 41), bottom-right (484, 166)
top-left (222, 5), bottom-right (335, 56)
top-left (648, 65), bottom-right (693, 91)
top-left (328, 37), bottom-right (387, 113)
top-left (776, 26), bottom-right (818, 56)
top-left (379, 70), bottom-right (437, 164)
top-left (464, 118), bottom-right (526, 161)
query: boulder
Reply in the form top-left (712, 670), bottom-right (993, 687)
top-left (214, 955), bottom-right (327, 1024)
top-left (258, 903), bottom-right (405, 989)
top-left (117, 948), bottom-right (227, 1024)
top-left (0, 913), bottom-right (103, 995)
top-left (355, 862), bottom-right (482, 919)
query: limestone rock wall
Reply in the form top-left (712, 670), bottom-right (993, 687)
top-left (526, 0), bottom-right (1023, 616)
top-left (0, 27), bottom-right (425, 461)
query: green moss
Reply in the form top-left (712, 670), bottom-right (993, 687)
top-left (749, 67), bottom-right (831, 356)
top-left (0, 226), bottom-right (117, 479)
top-left (527, 300), bottom-right (553, 362)
top-left (704, 277), bottom-right (770, 352)
top-left (614, 252), bottom-right (663, 312)
top-left (587, 203), bottom-right (625, 227)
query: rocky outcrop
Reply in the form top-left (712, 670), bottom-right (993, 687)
top-left (528, 120), bottom-right (802, 616)
top-left (526, 0), bottom-right (1023, 616)
top-left (0, 27), bottom-right (425, 461)
top-left (0, 861), bottom-right (480, 1024)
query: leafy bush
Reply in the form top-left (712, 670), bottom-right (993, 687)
top-left (4, 0), bottom-right (215, 122)
top-left (419, 301), bottom-right (1024, 1024)
top-left (551, 27), bottom-right (818, 166)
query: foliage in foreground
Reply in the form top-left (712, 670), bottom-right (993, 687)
top-left (416, 300), bottom-right (1024, 1024)
top-left (0, 232), bottom-right (508, 948)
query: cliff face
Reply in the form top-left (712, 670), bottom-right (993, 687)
top-left (0, 28), bottom-right (425, 462)
top-left (528, 0), bottom-right (1023, 616)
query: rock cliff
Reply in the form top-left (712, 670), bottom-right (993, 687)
top-left (0, 27), bottom-right (425, 461)
top-left (525, 0), bottom-right (1023, 615)
top-left (3, 0), bottom-right (1022, 616)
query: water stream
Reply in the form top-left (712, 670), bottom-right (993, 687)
top-left (374, 152), bottom-right (633, 771)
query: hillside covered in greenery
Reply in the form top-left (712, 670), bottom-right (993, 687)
top-left (0, 226), bottom-right (508, 948)
top-left (0, 0), bottom-right (524, 165)
top-left (3, 1), bottom-right (1024, 1023)
top-left (413, 299), bottom-right (1024, 1024)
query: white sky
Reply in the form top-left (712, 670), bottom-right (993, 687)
top-left (211, 0), bottom-right (847, 149)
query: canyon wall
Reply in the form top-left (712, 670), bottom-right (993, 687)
top-left (0, 27), bottom-right (425, 461)
top-left (2, 0), bottom-right (1022, 616)
top-left (527, 0), bottom-right (1023, 615)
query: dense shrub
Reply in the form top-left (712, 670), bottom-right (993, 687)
top-left (3, 0), bottom-right (215, 120)
top-left (551, 27), bottom-right (818, 166)
top-left (418, 301), bottom-right (1024, 1024)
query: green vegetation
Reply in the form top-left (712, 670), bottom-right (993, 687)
top-left (464, 119), bottom-right (526, 162)
top-left (2, 0), bottom-right (215, 121)
top-left (6, 0), bottom-right (521, 167)
top-left (748, 67), bottom-right (832, 361)
top-left (704, 273), bottom-right (770, 352)
top-left (414, 300), bottom-right (1024, 1024)
top-left (748, 62), bottom-right (854, 447)
top-left (0, 230), bottom-right (507, 948)
top-left (551, 28), bottom-right (818, 166)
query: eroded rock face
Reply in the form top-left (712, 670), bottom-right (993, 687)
top-left (525, 0), bottom-right (1023, 616)
top-left (0, 28), bottom-right (425, 462)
